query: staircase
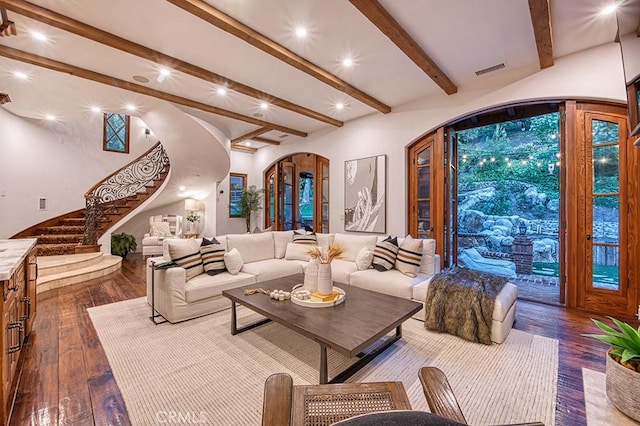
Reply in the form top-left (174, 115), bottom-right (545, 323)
top-left (36, 252), bottom-right (123, 293)
top-left (13, 141), bottom-right (171, 256)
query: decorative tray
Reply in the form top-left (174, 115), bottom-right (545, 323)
top-left (290, 284), bottom-right (345, 308)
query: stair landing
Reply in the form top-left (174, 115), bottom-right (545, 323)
top-left (37, 253), bottom-right (122, 293)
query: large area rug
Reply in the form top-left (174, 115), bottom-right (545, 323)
top-left (583, 368), bottom-right (639, 425)
top-left (88, 297), bottom-right (558, 425)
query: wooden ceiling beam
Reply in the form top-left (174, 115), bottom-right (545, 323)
top-left (230, 127), bottom-right (270, 144)
top-left (0, 45), bottom-right (308, 137)
top-left (231, 144), bottom-right (257, 154)
top-left (0, 0), bottom-right (342, 127)
top-left (527, 0), bottom-right (554, 69)
top-left (252, 136), bottom-right (280, 145)
top-left (166, 0), bottom-right (391, 114)
top-left (349, 0), bottom-right (457, 95)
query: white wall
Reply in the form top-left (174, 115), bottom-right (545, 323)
top-left (0, 108), bottom-right (156, 238)
top-left (215, 150), bottom-right (255, 235)
top-left (252, 43), bottom-right (627, 238)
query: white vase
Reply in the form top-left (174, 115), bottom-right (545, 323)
top-left (189, 221), bottom-right (195, 232)
top-left (304, 258), bottom-right (319, 292)
top-left (316, 263), bottom-right (333, 295)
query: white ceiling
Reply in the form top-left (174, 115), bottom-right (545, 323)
top-left (0, 0), bottom-right (624, 150)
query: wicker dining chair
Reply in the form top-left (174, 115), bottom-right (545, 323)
top-left (261, 367), bottom-right (545, 426)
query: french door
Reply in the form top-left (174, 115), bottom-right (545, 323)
top-left (575, 106), bottom-right (638, 316)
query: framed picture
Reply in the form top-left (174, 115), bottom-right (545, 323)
top-left (344, 154), bottom-right (386, 233)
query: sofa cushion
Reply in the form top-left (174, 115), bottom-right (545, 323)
top-left (333, 234), bottom-right (378, 262)
top-left (316, 233), bottom-right (335, 249)
top-left (241, 259), bottom-right (304, 282)
top-left (284, 242), bottom-right (312, 261)
top-left (372, 236), bottom-right (399, 272)
top-left (355, 247), bottom-right (373, 270)
top-left (351, 269), bottom-right (426, 299)
top-left (273, 231), bottom-right (294, 258)
top-left (419, 239), bottom-right (437, 275)
top-left (330, 259), bottom-right (357, 285)
top-left (293, 230), bottom-right (317, 245)
top-left (394, 235), bottom-right (423, 277)
top-left (224, 248), bottom-right (244, 275)
top-left (167, 239), bottom-right (203, 281)
top-left (227, 232), bottom-right (274, 263)
top-left (184, 271), bottom-right (255, 303)
top-left (142, 236), bottom-right (163, 246)
top-left (200, 237), bottom-right (226, 275)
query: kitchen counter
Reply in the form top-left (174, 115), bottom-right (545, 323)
top-left (0, 239), bottom-right (37, 281)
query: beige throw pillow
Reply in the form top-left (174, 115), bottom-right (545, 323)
top-left (200, 237), bottom-right (226, 275)
top-left (355, 247), bottom-right (373, 270)
top-left (167, 239), bottom-right (203, 280)
top-left (150, 221), bottom-right (172, 237)
top-left (284, 242), bottom-right (313, 261)
top-left (394, 235), bottom-right (423, 277)
top-left (224, 248), bottom-right (244, 275)
top-left (372, 236), bottom-right (399, 272)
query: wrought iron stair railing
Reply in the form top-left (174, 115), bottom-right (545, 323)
top-left (83, 141), bottom-right (170, 246)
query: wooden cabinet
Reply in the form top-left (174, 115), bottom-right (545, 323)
top-left (0, 245), bottom-right (37, 425)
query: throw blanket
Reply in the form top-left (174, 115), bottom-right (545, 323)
top-left (424, 266), bottom-right (507, 345)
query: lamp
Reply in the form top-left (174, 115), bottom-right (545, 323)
top-left (185, 199), bottom-right (202, 234)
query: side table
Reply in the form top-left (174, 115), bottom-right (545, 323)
top-left (149, 260), bottom-right (175, 324)
top-left (184, 231), bottom-right (200, 239)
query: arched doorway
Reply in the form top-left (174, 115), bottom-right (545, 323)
top-left (264, 153), bottom-right (330, 232)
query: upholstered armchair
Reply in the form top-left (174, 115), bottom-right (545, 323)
top-left (141, 214), bottom-right (183, 258)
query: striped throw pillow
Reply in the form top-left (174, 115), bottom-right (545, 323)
top-left (200, 237), bottom-right (226, 276)
top-left (372, 236), bottom-right (399, 272)
top-left (168, 239), bottom-right (203, 281)
top-left (293, 230), bottom-right (317, 245)
top-left (394, 235), bottom-right (423, 277)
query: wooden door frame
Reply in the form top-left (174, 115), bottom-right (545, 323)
top-left (569, 102), bottom-right (638, 317)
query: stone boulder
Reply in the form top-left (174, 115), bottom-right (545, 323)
top-left (459, 209), bottom-right (487, 233)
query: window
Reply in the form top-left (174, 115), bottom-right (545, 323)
top-left (229, 173), bottom-right (247, 217)
top-left (103, 113), bottom-right (130, 153)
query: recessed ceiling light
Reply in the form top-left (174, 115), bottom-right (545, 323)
top-left (245, 141), bottom-right (252, 147)
top-left (336, 103), bottom-right (344, 110)
top-left (179, 186), bottom-right (186, 191)
top-left (260, 102), bottom-right (269, 110)
top-left (157, 68), bottom-right (171, 82)
top-left (600, 3), bottom-right (617, 15)
top-left (126, 104), bottom-right (136, 111)
top-left (31, 31), bottom-right (48, 41)
top-left (44, 114), bottom-right (56, 121)
top-left (217, 87), bottom-right (227, 95)
top-left (13, 71), bottom-right (28, 80)
top-left (295, 27), bottom-right (307, 38)
top-left (90, 106), bottom-right (101, 113)
top-left (342, 58), bottom-right (353, 67)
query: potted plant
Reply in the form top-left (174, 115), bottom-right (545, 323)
top-left (111, 232), bottom-right (137, 258)
top-left (239, 185), bottom-right (264, 232)
top-left (584, 317), bottom-right (640, 421)
top-left (186, 213), bottom-right (200, 233)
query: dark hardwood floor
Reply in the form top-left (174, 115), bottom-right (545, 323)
top-left (9, 258), bottom-right (638, 425)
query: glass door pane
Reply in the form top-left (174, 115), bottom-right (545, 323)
top-left (280, 162), bottom-right (295, 230)
top-left (589, 119), bottom-right (620, 291)
top-left (416, 146), bottom-right (432, 239)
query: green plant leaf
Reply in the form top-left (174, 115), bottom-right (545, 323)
top-left (590, 318), bottom-right (624, 338)
top-left (621, 348), bottom-right (640, 363)
top-left (610, 317), bottom-right (640, 349)
top-left (583, 333), bottom-right (632, 348)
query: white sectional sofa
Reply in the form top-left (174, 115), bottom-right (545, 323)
top-left (147, 231), bottom-right (517, 343)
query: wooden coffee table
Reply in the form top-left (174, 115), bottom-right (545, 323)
top-left (222, 274), bottom-right (422, 384)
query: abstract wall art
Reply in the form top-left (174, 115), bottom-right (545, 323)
top-left (344, 154), bottom-right (386, 233)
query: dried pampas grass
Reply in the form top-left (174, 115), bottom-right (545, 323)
top-left (306, 242), bottom-right (345, 264)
